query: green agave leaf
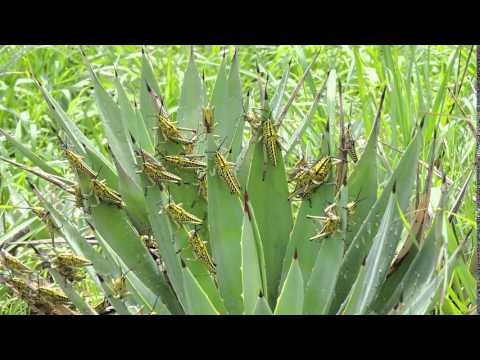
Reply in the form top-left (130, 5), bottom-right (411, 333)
top-left (343, 87), bottom-right (386, 248)
top-left (253, 293), bottom-right (273, 315)
top-left (326, 70), bottom-right (337, 154)
top-left (84, 55), bottom-right (139, 184)
top-left (247, 133), bottom-right (293, 308)
top-left (400, 235), bottom-right (466, 315)
top-left (342, 186), bottom-right (396, 315)
top-left (32, 76), bottom-right (117, 186)
top-left (48, 268), bottom-right (96, 315)
top-left (85, 59), bottom-right (147, 220)
top-left (182, 260), bottom-right (220, 315)
top-left (274, 252), bottom-right (304, 315)
top-left (143, 186), bottom-right (185, 307)
top-left (175, 227), bottom-right (226, 314)
top-left (90, 203), bottom-right (182, 314)
top-left (372, 126), bottom-right (440, 313)
top-left (121, 265), bottom-right (171, 315)
top-left (206, 135), bottom-right (243, 314)
top-left (139, 49), bottom-right (161, 142)
top-left (285, 73), bottom-right (328, 156)
top-left (270, 60), bottom-right (290, 119)
top-left (241, 197), bottom-right (266, 314)
top-left (211, 49), bottom-right (244, 159)
top-left (376, 190), bottom-right (446, 313)
top-left (108, 150), bottom-right (149, 233)
top-left (281, 183), bottom-right (335, 286)
top-left (115, 76), bottom-right (154, 154)
top-left (330, 117), bottom-right (423, 313)
top-left (176, 47), bottom-right (204, 134)
top-left (304, 235), bottom-right (344, 314)
top-left (236, 138), bottom-right (255, 189)
top-left (90, 232), bottom-right (138, 315)
top-left (226, 50), bottom-right (244, 158)
top-left (0, 128), bottom-right (60, 176)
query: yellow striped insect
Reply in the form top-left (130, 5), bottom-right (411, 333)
top-left (210, 140), bottom-right (241, 195)
top-left (261, 114), bottom-right (281, 167)
top-left (109, 275), bottom-right (129, 299)
top-left (159, 153), bottom-right (207, 170)
top-left (71, 184), bottom-right (85, 209)
top-left (344, 192), bottom-right (366, 217)
top-left (307, 203), bottom-right (341, 241)
top-left (215, 151), bottom-right (241, 195)
top-left (202, 104), bottom-right (215, 134)
top-left (55, 263), bottom-right (86, 282)
top-left (6, 276), bottom-right (35, 296)
top-left (146, 83), bottom-right (196, 145)
top-left (91, 178), bottom-right (125, 209)
top-left (288, 156), bottom-right (341, 201)
top-left (61, 144), bottom-right (97, 179)
top-left (197, 172), bottom-right (208, 200)
top-left (163, 201), bottom-right (203, 225)
top-left (140, 235), bottom-right (158, 250)
top-left (0, 251), bottom-right (33, 274)
top-left (5, 276), bottom-right (40, 303)
top-left (344, 123), bottom-right (358, 163)
top-left (37, 286), bottom-right (70, 305)
top-left (93, 297), bottom-right (114, 315)
top-left (186, 229), bottom-right (216, 275)
top-left (136, 150), bottom-right (183, 187)
top-left (52, 253), bottom-right (92, 268)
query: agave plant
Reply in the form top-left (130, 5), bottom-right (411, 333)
top-left (0, 46), bottom-right (472, 315)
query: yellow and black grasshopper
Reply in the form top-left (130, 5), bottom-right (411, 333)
top-left (90, 171), bottom-right (125, 209)
top-left (7, 205), bottom-right (61, 248)
top-left (146, 82), bottom-right (197, 148)
top-left (202, 104), bottom-right (216, 134)
top-left (135, 149), bottom-right (183, 192)
top-left (288, 156), bottom-right (341, 202)
top-left (0, 250), bottom-right (33, 275)
top-left (52, 131), bottom-right (97, 180)
top-left (36, 286), bottom-right (71, 305)
top-left (176, 227), bottom-right (216, 276)
top-left (343, 122), bottom-right (358, 163)
top-left (307, 203), bottom-right (341, 241)
top-left (208, 138), bottom-right (241, 196)
top-left (50, 252), bottom-right (92, 283)
top-left (160, 193), bottom-right (203, 226)
top-left (158, 152), bottom-right (207, 171)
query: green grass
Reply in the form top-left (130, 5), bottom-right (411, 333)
top-left (0, 45), bottom-right (475, 314)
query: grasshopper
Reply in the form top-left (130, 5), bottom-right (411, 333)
top-left (146, 82), bottom-right (197, 145)
top-left (307, 203), bottom-right (341, 241)
top-left (208, 138), bottom-right (241, 195)
top-left (202, 104), bottom-right (215, 134)
top-left (37, 286), bottom-right (71, 305)
top-left (0, 251), bottom-right (33, 275)
top-left (179, 228), bottom-right (216, 275)
top-left (162, 200), bottom-right (203, 226)
top-left (343, 122), bottom-right (358, 163)
top-left (135, 149), bottom-right (183, 189)
top-left (288, 156), bottom-right (339, 201)
top-left (52, 253), bottom-right (92, 268)
top-left (159, 152), bottom-right (207, 170)
top-left (90, 169), bottom-right (125, 209)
